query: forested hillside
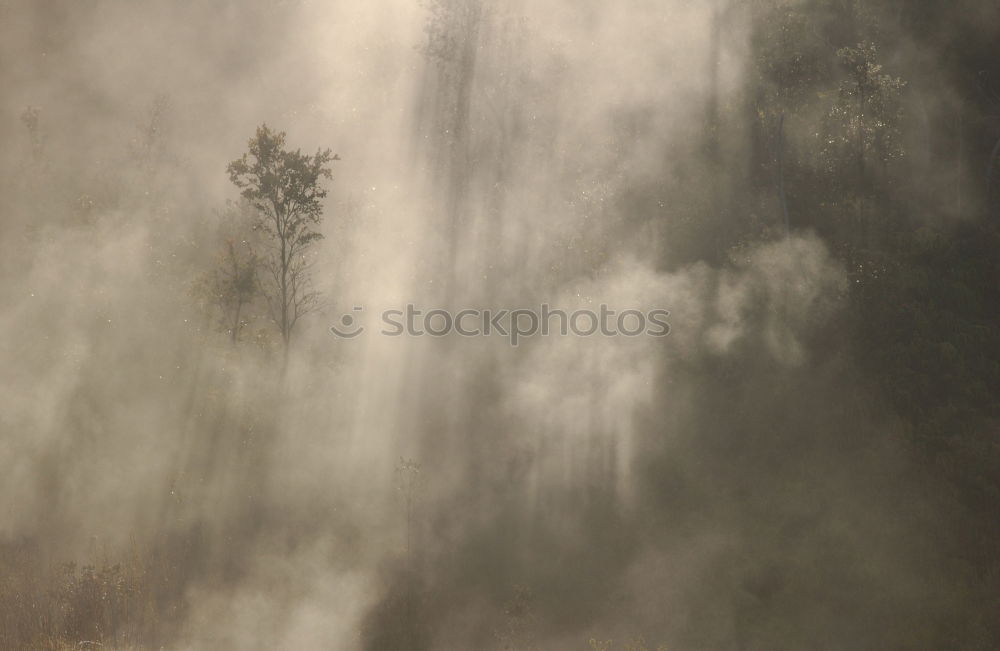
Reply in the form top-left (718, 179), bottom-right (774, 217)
top-left (1, 1), bottom-right (999, 649)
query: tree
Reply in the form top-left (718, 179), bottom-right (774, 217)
top-left (832, 43), bottom-right (905, 184)
top-left (227, 124), bottom-right (337, 349)
top-left (202, 240), bottom-right (261, 345)
top-left (818, 42), bottom-right (905, 251)
top-left (191, 202), bottom-right (265, 345)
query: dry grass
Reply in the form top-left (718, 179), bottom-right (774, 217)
top-left (0, 540), bottom-right (183, 650)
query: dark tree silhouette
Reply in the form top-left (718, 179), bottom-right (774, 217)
top-left (227, 124), bottom-right (337, 349)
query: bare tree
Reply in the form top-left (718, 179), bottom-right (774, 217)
top-left (227, 124), bottom-right (337, 349)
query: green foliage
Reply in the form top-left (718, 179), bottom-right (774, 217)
top-left (227, 124), bottom-right (333, 252)
top-left (821, 42), bottom-right (906, 175)
top-left (227, 124), bottom-right (337, 346)
top-left (193, 202), bottom-right (264, 344)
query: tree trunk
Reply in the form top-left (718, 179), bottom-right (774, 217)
top-left (279, 219), bottom-right (290, 348)
top-left (777, 113), bottom-right (790, 237)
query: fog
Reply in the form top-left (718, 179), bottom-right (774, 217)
top-left (2, 1), bottom-right (997, 649)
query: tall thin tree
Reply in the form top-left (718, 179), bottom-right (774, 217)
top-left (227, 124), bottom-right (337, 350)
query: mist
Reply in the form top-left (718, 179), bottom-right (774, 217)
top-left (2, 0), bottom-right (1000, 649)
